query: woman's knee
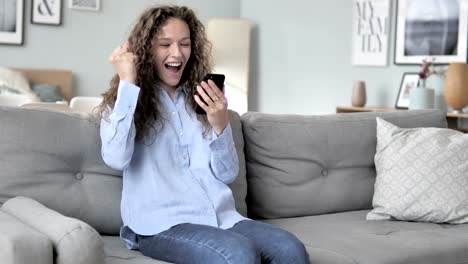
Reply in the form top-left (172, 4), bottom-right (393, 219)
top-left (222, 235), bottom-right (259, 264)
top-left (273, 232), bottom-right (309, 264)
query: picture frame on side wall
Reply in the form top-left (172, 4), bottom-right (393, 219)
top-left (395, 72), bottom-right (419, 109)
top-left (0, 0), bottom-right (24, 45)
top-left (31, 0), bottom-right (62, 25)
top-left (69, 0), bottom-right (100, 11)
top-left (395, 0), bottom-right (468, 65)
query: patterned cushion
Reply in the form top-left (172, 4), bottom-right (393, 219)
top-left (367, 117), bottom-right (468, 224)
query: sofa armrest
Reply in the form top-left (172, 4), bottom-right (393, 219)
top-left (1, 197), bottom-right (104, 264)
top-left (0, 209), bottom-right (53, 264)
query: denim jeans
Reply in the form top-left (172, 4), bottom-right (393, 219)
top-left (137, 220), bottom-right (310, 264)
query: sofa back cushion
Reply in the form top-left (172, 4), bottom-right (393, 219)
top-left (0, 106), bottom-right (247, 235)
top-left (241, 110), bottom-right (447, 219)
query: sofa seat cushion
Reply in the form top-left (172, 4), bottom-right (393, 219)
top-left (102, 236), bottom-right (169, 264)
top-left (261, 210), bottom-right (468, 264)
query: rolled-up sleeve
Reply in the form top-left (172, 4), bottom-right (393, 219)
top-left (209, 123), bottom-right (239, 184)
top-left (100, 81), bottom-right (140, 170)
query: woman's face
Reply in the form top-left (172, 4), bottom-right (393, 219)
top-left (153, 17), bottom-right (192, 91)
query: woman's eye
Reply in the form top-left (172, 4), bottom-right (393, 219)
top-left (181, 43), bottom-right (191, 47)
top-left (160, 44), bottom-right (170, 47)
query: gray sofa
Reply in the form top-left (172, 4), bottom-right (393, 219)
top-left (1, 106), bottom-right (468, 264)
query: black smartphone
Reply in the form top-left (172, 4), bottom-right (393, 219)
top-left (195, 73), bottom-right (225, 115)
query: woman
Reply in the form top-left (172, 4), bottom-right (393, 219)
top-left (98, 5), bottom-right (309, 264)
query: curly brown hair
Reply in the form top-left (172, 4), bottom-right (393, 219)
top-left (97, 5), bottom-right (212, 141)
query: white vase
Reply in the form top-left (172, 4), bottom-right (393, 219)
top-left (409, 80), bottom-right (435, 110)
top-left (426, 74), bottom-right (447, 112)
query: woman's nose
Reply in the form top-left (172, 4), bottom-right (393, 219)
top-left (170, 44), bottom-right (182, 57)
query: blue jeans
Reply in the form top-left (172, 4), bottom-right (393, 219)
top-left (137, 220), bottom-right (309, 264)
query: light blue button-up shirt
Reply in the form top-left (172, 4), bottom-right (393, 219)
top-left (100, 81), bottom-right (246, 249)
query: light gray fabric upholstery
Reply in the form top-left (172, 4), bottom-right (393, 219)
top-left (0, 209), bottom-right (53, 264)
top-left (103, 236), bottom-right (169, 264)
top-left (0, 106), bottom-right (247, 235)
top-left (241, 110), bottom-right (447, 219)
top-left (262, 210), bottom-right (468, 264)
top-left (228, 110), bottom-right (248, 216)
top-left (2, 196), bottom-right (104, 264)
top-left (0, 106), bottom-right (123, 234)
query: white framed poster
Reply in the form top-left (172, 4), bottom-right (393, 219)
top-left (352, 0), bottom-right (391, 66)
top-left (0, 0), bottom-right (24, 45)
top-left (395, 0), bottom-right (468, 65)
top-left (32, 0), bottom-right (62, 25)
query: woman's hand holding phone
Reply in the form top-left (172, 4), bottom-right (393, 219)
top-left (194, 79), bottom-right (229, 136)
top-left (109, 41), bottom-right (137, 84)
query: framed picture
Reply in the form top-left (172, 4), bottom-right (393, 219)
top-left (395, 72), bottom-right (420, 109)
top-left (0, 0), bottom-right (24, 45)
top-left (395, 0), bottom-right (468, 65)
top-left (351, 0), bottom-right (391, 66)
top-left (31, 0), bottom-right (62, 25)
top-left (69, 0), bottom-right (100, 11)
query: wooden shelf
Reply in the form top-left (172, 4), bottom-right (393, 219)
top-left (336, 106), bottom-right (401, 113)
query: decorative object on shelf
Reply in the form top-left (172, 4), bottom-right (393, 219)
top-left (409, 59), bottom-right (435, 109)
top-left (444, 63), bottom-right (468, 113)
top-left (409, 78), bottom-right (434, 110)
top-left (351, 0), bottom-right (390, 66)
top-left (69, 0), bottom-right (100, 11)
top-left (0, 0), bottom-right (24, 45)
top-left (395, 0), bottom-right (468, 65)
top-left (395, 72), bottom-right (419, 109)
top-left (32, 0), bottom-right (62, 25)
top-left (351, 80), bottom-right (367, 107)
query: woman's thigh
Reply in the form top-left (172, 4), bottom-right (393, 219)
top-left (228, 220), bottom-right (310, 264)
top-left (138, 223), bottom-right (260, 264)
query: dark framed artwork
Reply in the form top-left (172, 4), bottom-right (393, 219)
top-left (395, 0), bottom-right (468, 65)
top-left (395, 72), bottom-right (419, 109)
top-left (0, 0), bottom-right (24, 45)
top-left (31, 0), bottom-right (62, 25)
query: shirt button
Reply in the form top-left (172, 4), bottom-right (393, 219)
top-left (179, 132), bottom-right (183, 136)
top-left (172, 111), bottom-right (176, 115)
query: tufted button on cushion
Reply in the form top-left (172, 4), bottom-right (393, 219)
top-left (75, 172), bottom-right (84, 180)
top-left (321, 169), bottom-right (328, 177)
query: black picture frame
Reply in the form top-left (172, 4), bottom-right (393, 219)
top-left (394, 0), bottom-right (468, 65)
top-left (31, 0), bottom-right (62, 26)
top-left (395, 72), bottom-right (420, 109)
top-left (0, 0), bottom-right (24, 45)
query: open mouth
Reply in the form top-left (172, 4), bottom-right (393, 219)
top-left (164, 62), bottom-right (182, 73)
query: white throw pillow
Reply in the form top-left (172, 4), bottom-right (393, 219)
top-left (367, 117), bottom-right (468, 224)
top-left (0, 67), bottom-right (40, 102)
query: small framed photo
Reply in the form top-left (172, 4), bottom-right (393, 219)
top-left (69, 0), bottom-right (100, 11)
top-left (31, 0), bottom-right (62, 25)
top-left (395, 73), bottom-right (420, 109)
top-left (395, 0), bottom-right (468, 65)
top-left (0, 0), bottom-right (24, 45)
